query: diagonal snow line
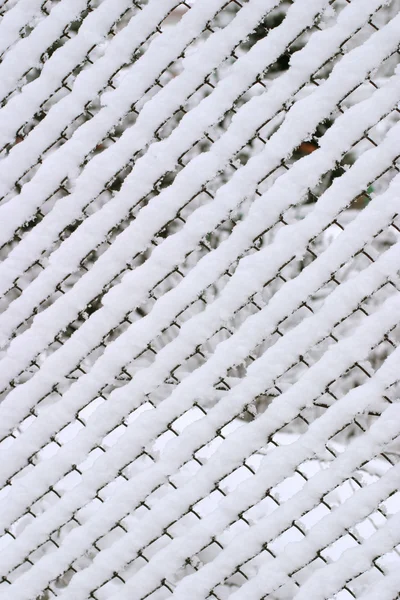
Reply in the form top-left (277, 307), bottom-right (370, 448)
top-left (63, 406), bottom-right (400, 600)
top-left (170, 359), bottom-right (400, 598)
top-left (0, 0), bottom-right (190, 204)
top-left (0, 0), bottom-right (325, 244)
top-left (0, 62), bottom-right (399, 454)
top-left (0, 1), bottom-right (342, 370)
top-left (291, 511), bottom-right (400, 600)
top-left (1, 178), bottom-right (400, 575)
top-left (0, 0), bottom-right (90, 103)
top-left (2, 209), bottom-right (400, 577)
top-left (0, 11), bottom-right (397, 407)
top-left (224, 452), bottom-right (400, 600)
top-left (0, 0), bottom-right (387, 309)
top-left (169, 425), bottom-right (400, 599)
top-left (0, 0), bottom-right (181, 154)
top-left (0, 117), bottom-right (398, 512)
top-left (2, 11), bottom-right (392, 400)
top-left (0, 92), bottom-right (399, 509)
top-left (0, 4), bottom-right (398, 595)
top-left (0, 0), bottom-right (133, 149)
top-left (0, 0), bottom-right (396, 496)
top-left (0, 0), bottom-right (45, 57)
top-left (355, 569), bottom-right (400, 600)
top-left (4, 331), bottom-right (399, 600)
top-left (0, 0), bottom-right (293, 298)
top-left (1, 241), bottom-right (400, 578)
top-left (114, 419), bottom-right (400, 600)
top-left (0, 0), bottom-right (290, 229)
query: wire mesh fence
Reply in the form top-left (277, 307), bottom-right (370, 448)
top-left (0, 0), bottom-right (399, 599)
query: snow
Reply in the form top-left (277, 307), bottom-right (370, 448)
top-left (0, 0), bottom-right (44, 58)
top-left (356, 569), bottom-right (400, 600)
top-left (0, 0), bottom-right (183, 201)
top-left (291, 510), bottom-right (400, 600)
top-left (1, 59), bottom-right (399, 481)
top-left (0, 0), bottom-right (133, 149)
top-left (175, 444), bottom-right (400, 600)
top-left (0, 0), bottom-right (288, 302)
top-left (1, 241), bottom-right (400, 596)
top-left (0, 0), bottom-right (327, 296)
top-left (0, 0), bottom-right (90, 104)
top-left (0, 0), bottom-right (263, 230)
top-left (0, 0), bottom-right (399, 598)
top-left (2, 338), bottom-right (398, 600)
top-left (0, 0), bottom-right (397, 415)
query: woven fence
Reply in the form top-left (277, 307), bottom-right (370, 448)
top-left (0, 0), bottom-right (400, 598)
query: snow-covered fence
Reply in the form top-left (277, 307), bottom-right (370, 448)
top-left (0, 0), bottom-right (399, 598)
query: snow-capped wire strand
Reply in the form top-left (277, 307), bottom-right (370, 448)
top-left (0, 0), bottom-right (397, 413)
top-left (0, 53), bottom-right (399, 467)
top-left (0, 1), bottom-right (399, 597)
top-left (0, 0), bottom-right (46, 57)
top-left (2, 199), bottom-right (400, 581)
top-left (0, 0), bottom-right (286, 231)
top-left (3, 318), bottom-right (399, 600)
top-left (0, 0), bottom-right (291, 296)
top-left (0, 0), bottom-right (134, 148)
top-left (0, 0), bottom-right (91, 104)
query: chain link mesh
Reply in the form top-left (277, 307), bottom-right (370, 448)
top-left (0, 1), bottom-right (399, 599)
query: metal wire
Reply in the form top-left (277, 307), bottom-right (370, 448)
top-left (0, 1), bottom-right (399, 599)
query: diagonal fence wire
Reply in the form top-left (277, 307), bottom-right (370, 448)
top-left (0, 1), bottom-right (399, 599)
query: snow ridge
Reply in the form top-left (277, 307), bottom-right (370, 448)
top-left (0, 1), bottom-right (399, 599)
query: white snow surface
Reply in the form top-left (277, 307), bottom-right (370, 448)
top-left (0, 0), bottom-right (399, 599)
